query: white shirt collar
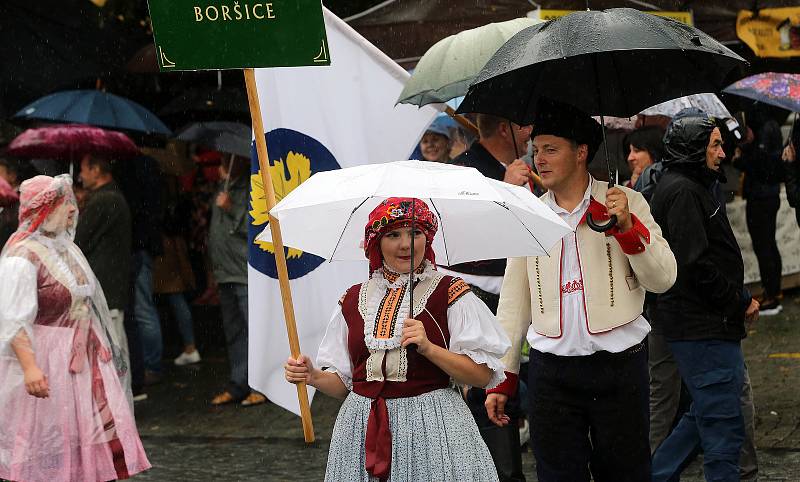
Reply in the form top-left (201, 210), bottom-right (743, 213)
top-left (544, 176), bottom-right (594, 216)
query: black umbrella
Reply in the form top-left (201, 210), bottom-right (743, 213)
top-left (457, 8), bottom-right (746, 231)
top-left (176, 121), bottom-right (251, 158)
top-left (176, 121), bottom-right (252, 191)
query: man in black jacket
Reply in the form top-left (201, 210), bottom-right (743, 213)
top-left (76, 153), bottom-right (133, 393)
top-left (649, 112), bottom-right (759, 481)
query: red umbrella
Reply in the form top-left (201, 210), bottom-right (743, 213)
top-left (4, 124), bottom-right (140, 161)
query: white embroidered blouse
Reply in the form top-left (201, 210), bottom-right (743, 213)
top-left (317, 262), bottom-right (510, 391)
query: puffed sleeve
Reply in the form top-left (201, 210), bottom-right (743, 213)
top-left (0, 256), bottom-right (38, 354)
top-left (447, 290), bottom-right (511, 389)
top-left (316, 305), bottom-right (353, 391)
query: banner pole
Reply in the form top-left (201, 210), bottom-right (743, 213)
top-left (243, 68), bottom-right (315, 444)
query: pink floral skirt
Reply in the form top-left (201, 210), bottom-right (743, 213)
top-left (0, 325), bottom-right (150, 481)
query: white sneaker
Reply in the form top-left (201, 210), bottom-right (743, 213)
top-left (519, 418), bottom-right (530, 447)
top-left (174, 350), bottom-right (201, 366)
top-left (759, 304), bottom-right (783, 316)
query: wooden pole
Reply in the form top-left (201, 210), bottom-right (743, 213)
top-left (444, 105), bottom-right (478, 136)
top-left (443, 105), bottom-right (544, 189)
top-left (243, 68), bottom-right (315, 443)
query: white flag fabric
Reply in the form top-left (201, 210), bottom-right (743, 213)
top-left (247, 8), bottom-right (439, 415)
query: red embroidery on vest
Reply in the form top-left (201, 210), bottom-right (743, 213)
top-left (561, 279), bottom-right (584, 295)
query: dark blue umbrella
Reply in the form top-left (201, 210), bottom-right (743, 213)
top-left (14, 90), bottom-right (171, 136)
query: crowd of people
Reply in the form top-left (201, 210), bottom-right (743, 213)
top-left (283, 99), bottom-right (794, 482)
top-left (0, 66), bottom-right (796, 482)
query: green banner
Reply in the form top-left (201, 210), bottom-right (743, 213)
top-left (147, 0), bottom-right (330, 71)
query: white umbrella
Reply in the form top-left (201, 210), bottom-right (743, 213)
top-left (640, 93), bottom-right (735, 121)
top-left (258, 160), bottom-right (570, 266)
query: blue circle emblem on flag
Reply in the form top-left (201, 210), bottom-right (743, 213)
top-left (248, 128), bottom-right (340, 280)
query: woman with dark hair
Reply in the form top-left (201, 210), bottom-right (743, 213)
top-left (284, 197), bottom-right (509, 481)
top-left (624, 126), bottom-right (665, 190)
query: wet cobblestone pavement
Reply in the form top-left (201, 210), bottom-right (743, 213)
top-left (131, 293), bottom-right (800, 481)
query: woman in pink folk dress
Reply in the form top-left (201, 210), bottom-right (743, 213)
top-left (0, 175), bottom-right (150, 481)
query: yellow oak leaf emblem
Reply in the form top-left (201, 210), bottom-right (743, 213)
top-left (249, 151), bottom-right (312, 258)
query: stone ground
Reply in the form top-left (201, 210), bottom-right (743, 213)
top-left (131, 292), bottom-right (800, 481)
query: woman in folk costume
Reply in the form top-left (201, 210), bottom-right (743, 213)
top-left (0, 175), bottom-right (150, 481)
top-left (284, 197), bottom-right (510, 481)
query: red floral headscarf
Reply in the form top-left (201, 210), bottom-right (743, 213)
top-left (364, 197), bottom-right (438, 273)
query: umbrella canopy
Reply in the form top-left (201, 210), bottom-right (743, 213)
top-left (457, 8), bottom-right (746, 123)
top-left (723, 73), bottom-right (800, 113)
top-left (397, 18), bottom-right (542, 106)
top-left (641, 93), bottom-right (735, 120)
top-left (5, 124), bottom-right (140, 161)
top-left (258, 160), bottom-right (570, 266)
top-left (14, 90), bottom-right (171, 136)
top-left (0, 176), bottom-right (18, 208)
top-left (176, 122), bottom-right (252, 159)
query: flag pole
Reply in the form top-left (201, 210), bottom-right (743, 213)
top-left (243, 68), bottom-right (315, 444)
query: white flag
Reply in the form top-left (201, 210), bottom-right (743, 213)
top-left (247, 8), bottom-right (439, 415)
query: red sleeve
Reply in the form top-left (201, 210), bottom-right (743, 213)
top-left (608, 214), bottom-right (650, 255)
top-left (486, 371), bottom-right (518, 398)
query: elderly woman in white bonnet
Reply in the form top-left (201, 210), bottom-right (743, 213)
top-left (0, 174), bottom-right (150, 481)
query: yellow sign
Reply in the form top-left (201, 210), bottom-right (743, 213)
top-left (737, 7), bottom-right (800, 58)
top-left (536, 10), bottom-right (693, 26)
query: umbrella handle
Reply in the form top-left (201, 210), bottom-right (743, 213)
top-left (586, 213), bottom-right (617, 232)
top-left (587, 175), bottom-right (618, 232)
top-left (407, 199), bottom-right (418, 351)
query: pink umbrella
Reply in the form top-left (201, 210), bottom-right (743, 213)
top-left (0, 176), bottom-right (18, 207)
top-left (5, 124), bottom-right (140, 161)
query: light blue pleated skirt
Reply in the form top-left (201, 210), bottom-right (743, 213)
top-left (325, 388), bottom-right (499, 482)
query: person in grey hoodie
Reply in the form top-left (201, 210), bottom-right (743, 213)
top-left (208, 155), bottom-right (265, 407)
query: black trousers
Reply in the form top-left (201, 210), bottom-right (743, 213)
top-left (528, 346), bottom-right (650, 482)
top-left (745, 195), bottom-right (782, 298)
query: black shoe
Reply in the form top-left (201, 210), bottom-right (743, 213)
top-left (143, 370), bottom-right (163, 386)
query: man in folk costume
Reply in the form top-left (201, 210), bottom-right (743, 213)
top-left (285, 197), bottom-right (511, 481)
top-left (485, 99), bottom-right (677, 481)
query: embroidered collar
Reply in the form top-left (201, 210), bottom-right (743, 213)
top-left (380, 262), bottom-right (428, 285)
top-left (375, 261), bottom-right (436, 289)
top-left (361, 261), bottom-right (442, 350)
